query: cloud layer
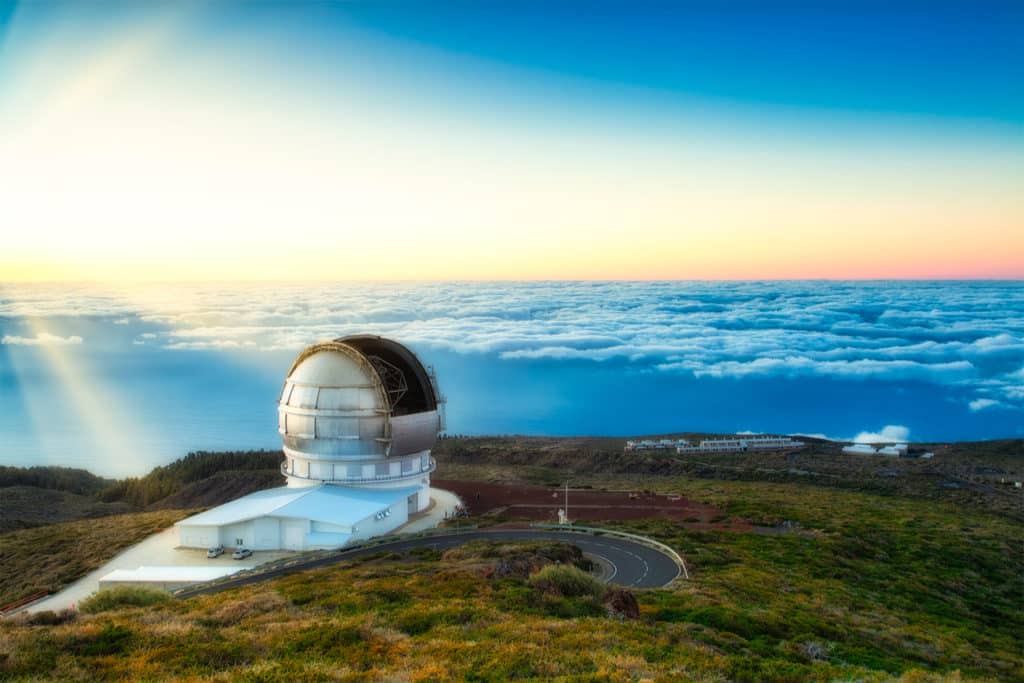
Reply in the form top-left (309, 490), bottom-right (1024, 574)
top-left (851, 425), bottom-right (911, 444)
top-left (1, 332), bottom-right (83, 346)
top-left (2, 281), bottom-right (1022, 412)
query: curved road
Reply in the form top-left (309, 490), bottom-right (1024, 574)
top-left (176, 529), bottom-right (680, 599)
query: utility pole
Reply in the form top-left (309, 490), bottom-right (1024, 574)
top-left (564, 480), bottom-right (569, 525)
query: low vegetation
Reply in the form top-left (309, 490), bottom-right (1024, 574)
top-left (0, 486), bottom-right (132, 533)
top-left (0, 443), bottom-right (1020, 680)
top-left (2, 473), bottom-right (1021, 681)
top-left (0, 510), bottom-right (189, 608)
top-left (530, 563), bottom-right (606, 599)
top-left (78, 586), bottom-right (170, 614)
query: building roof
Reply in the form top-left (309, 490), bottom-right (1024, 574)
top-left (100, 566), bottom-right (246, 583)
top-left (175, 484), bottom-right (420, 528)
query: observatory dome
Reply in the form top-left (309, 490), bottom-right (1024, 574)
top-left (278, 336), bottom-right (442, 504)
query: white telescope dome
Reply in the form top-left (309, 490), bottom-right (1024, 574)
top-left (278, 336), bottom-right (442, 500)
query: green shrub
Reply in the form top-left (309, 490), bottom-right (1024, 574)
top-left (530, 564), bottom-right (604, 599)
top-left (20, 609), bottom-right (77, 626)
top-left (74, 623), bottom-right (133, 656)
top-left (79, 586), bottom-right (170, 613)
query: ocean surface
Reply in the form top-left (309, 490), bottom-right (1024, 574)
top-left (1, 281), bottom-right (1022, 477)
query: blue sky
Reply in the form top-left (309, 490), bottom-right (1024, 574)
top-left (1, 0), bottom-right (1021, 280)
top-left (284, 0), bottom-right (1022, 122)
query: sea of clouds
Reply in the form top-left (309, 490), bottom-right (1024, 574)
top-left (3, 280), bottom-right (1023, 419)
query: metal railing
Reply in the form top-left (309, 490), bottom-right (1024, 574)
top-left (281, 457), bottom-right (436, 484)
top-left (529, 522), bottom-right (690, 580)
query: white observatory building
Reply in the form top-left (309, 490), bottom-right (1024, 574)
top-left (176, 336), bottom-right (443, 551)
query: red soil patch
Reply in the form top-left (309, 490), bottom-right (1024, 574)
top-left (433, 479), bottom-right (751, 531)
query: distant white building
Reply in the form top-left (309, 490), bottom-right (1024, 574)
top-left (842, 444), bottom-right (877, 455)
top-left (625, 439), bottom-right (686, 452)
top-left (675, 436), bottom-right (805, 454)
top-left (176, 335), bottom-right (443, 552)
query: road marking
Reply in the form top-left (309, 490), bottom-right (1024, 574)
top-left (583, 540), bottom-right (650, 586)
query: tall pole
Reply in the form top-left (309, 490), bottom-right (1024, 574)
top-left (564, 480), bottom-right (569, 525)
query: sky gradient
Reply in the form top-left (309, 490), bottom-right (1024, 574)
top-left (1, 1), bottom-right (1022, 281)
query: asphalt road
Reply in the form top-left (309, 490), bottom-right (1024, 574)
top-left (176, 529), bottom-right (680, 599)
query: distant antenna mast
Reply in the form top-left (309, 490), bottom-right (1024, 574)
top-left (564, 480), bottom-right (569, 525)
top-left (557, 481), bottom-right (570, 525)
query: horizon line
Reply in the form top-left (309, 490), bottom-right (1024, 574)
top-left (3, 277), bottom-right (1023, 286)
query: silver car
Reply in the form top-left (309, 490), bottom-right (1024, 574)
top-left (232, 547), bottom-right (253, 560)
top-left (206, 545), bottom-right (224, 559)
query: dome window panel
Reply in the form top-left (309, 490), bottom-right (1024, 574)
top-left (286, 414), bottom-right (315, 438)
top-left (316, 416), bottom-right (359, 439)
top-left (317, 388), bottom-right (360, 411)
top-left (280, 382), bottom-right (294, 404)
top-left (288, 385), bottom-right (320, 409)
top-left (358, 416), bottom-right (385, 441)
top-left (358, 388), bottom-right (378, 411)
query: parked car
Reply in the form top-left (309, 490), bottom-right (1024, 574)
top-left (206, 545), bottom-right (225, 558)
top-left (232, 547), bottom-right (253, 560)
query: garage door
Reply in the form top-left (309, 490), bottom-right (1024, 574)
top-left (283, 523), bottom-right (304, 550)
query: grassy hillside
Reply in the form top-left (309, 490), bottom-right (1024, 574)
top-left (0, 486), bottom-right (132, 533)
top-left (1, 442), bottom-right (1020, 680)
top-left (0, 510), bottom-right (190, 608)
top-left (3, 467), bottom-right (1020, 681)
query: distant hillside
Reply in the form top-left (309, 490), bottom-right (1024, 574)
top-left (147, 468), bottom-right (284, 511)
top-left (97, 450), bottom-right (284, 508)
top-left (3, 438), bottom-right (1021, 532)
top-left (0, 487), bottom-right (132, 533)
top-left (0, 451), bottom-right (284, 531)
top-left (434, 435), bottom-right (1024, 518)
top-left (0, 466), bottom-right (115, 496)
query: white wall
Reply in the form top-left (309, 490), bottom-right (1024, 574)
top-left (280, 518), bottom-right (307, 550)
top-left (178, 488), bottom-right (428, 551)
top-left (219, 522), bottom-right (255, 549)
top-left (346, 502), bottom-right (409, 545)
top-left (178, 525), bottom-right (217, 549)
top-left (252, 517), bottom-right (280, 549)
